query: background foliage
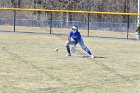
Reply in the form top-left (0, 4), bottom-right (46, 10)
top-left (0, 0), bottom-right (137, 23)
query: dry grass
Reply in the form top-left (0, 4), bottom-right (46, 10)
top-left (0, 30), bottom-right (140, 93)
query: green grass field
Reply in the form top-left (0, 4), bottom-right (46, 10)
top-left (0, 31), bottom-right (140, 93)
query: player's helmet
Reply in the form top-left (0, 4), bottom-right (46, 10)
top-left (72, 25), bottom-right (78, 33)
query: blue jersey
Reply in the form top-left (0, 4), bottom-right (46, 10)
top-left (69, 31), bottom-right (81, 44)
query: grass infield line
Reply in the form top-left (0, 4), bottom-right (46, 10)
top-left (2, 48), bottom-right (58, 81)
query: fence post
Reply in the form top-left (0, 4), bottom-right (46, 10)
top-left (14, 10), bottom-right (16, 32)
top-left (127, 15), bottom-right (129, 39)
top-left (87, 13), bottom-right (90, 37)
top-left (50, 12), bottom-right (52, 34)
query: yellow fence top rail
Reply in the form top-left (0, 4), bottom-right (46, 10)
top-left (0, 7), bottom-right (140, 16)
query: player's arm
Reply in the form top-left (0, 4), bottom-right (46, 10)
top-left (66, 35), bottom-right (71, 41)
top-left (67, 31), bottom-right (72, 41)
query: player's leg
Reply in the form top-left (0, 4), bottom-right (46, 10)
top-left (66, 40), bottom-right (75, 56)
top-left (78, 38), bottom-right (95, 58)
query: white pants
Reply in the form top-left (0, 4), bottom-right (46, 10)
top-left (66, 37), bottom-right (86, 50)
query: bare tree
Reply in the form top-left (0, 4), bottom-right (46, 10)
top-left (0, 0), bottom-right (137, 23)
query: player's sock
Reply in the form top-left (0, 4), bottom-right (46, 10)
top-left (66, 46), bottom-right (71, 54)
top-left (84, 47), bottom-right (92, 55)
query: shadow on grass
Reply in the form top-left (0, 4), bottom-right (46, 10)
top-left (81, 55), bottom-right (106, 59)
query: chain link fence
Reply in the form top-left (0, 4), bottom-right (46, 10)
top-left (0, 0), bottom-right (138, 39)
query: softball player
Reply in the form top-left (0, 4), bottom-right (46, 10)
top-left (66, 25), bottom-right (95, 58)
